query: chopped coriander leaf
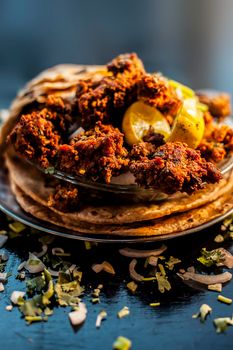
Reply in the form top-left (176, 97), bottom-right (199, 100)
top-left (113, 336), bottom-right (132, 350)
top-left (25, 315), bottom-right (48, 324)
top-left (44, 167), bottom-right (55, 175)
top-left (156, 272), bottom-right (171, 293)
top-left (150, 302), bottom-right (160, 307)
top-left (8, 222), bottom-right (26, 233)
top-left (165, 256), bottom-right (181, 270)
top-left (217, 295), bottom-right (232, 305)
top-left (197, 248), bottom-right (224, 267)
top-left (26, 275), bottom-right (46, 294)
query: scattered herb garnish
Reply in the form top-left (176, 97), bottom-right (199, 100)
top-left (165, 256), bottom-right (181, 270)
top-left (118, 306), bottom-right (130, 319)
top-left (197, 248), bottom-right (224, 267)
top-left (113, 336), bottom-right (132, 350)
top-left (217, 295), bottom-right (232, 305)
top-left (192, 304), bottom-right (212, 322)
top-left (214, 317), bottom-right (233, 333)
top-left (96, 310), bottom-right (107, 328)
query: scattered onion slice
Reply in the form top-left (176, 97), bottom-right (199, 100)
top-left (177, 271), bottom-right (232, 285)
top-left (96, 310), bottom-right (107, 328)
top-left (25, 253), bottom-right (45, 274)
top-left (216, 248), bottom-right (233, 268)
top-left (47, 267), bottom-right (60, 277)
top-left (32, 244), bottom-right (48, 258)
top-left (69, 302), bottom-right (87, 327)
top-left (92, 261), bottom-right (115, 275)
top-left (119, 245), bottom-right (167, 258)
top-left (129, 259), bottom-right (144, 282)
top-left (17, 261), bottom-right (26, 271)
top-left (52, 247), bottom-right (70, 256)
top-left (0, 235), bottom-right (8, 248)
top-left (0, 272), bottom-right (7, 283)
top-left (65, 264), bottom-right (77, 274)
top-left (10, 291), bottom-right (25, 305)
top-left (0, 283), bottom-right (4, 292)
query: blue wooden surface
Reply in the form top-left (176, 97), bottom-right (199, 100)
top-left (0, 214), bottom-right (233, 350)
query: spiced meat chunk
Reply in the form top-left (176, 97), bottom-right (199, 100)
top-left (58, 122), bottom-right (129, 183)
top-left (137, 74), bottom-right (182, 125)
top-left (76, 53), bottom-right (145, 128)
top-left (197, 91), bottom-right (231, 120)
top-left (130, 142), bottom-right (222, 195)
top-left (8, 109), bottom-right (62, 168)
top-left (198, 124), bottom-right (233, 163)
top-left (48, 183), bottom-right (79, 212)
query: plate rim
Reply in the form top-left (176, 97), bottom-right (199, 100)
top-left (0, 191), bottom-right (232, 244)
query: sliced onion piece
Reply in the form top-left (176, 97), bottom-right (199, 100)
top-left (92, 261), bottom-right (115, 275)
top-left (47, 267), bottom-right (60, 277)
top-left (0, 272), bottom-right (7, 283)
top-left (96, 310), bottom-right (107, 328)
top-left (177, 271), bottom-right (232, 285)
top-left (129, 259), bottom-right (144, 282)
top-left (217, 248), bottom-right (233, 269)
top-left (0, 283), bottom-right (4, 292)
top-left (17, 261), bottom-right (26, 271)
top-left (119, 245), bottom-right (167, 258)
top-left (52, 247), bottom-right (70, 257)
top-left (32, 244), bottom-right (48, 258)
top-left (0, 235), bottom-right (8, 248)
top-left (25, 253), bottom-right (45, 274)
top-left (10, 291), bottom-right (25, 305)
top-left (69, 302), bottom-right (87, 327)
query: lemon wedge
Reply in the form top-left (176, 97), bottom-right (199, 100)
top-left (168, 98), bottom-right (205, 148)
top-left (122, 101), bottom-right (171, 146)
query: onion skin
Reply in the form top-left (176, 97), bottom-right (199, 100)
top-left (129, 259), bottom-right (144, 282)
top-left (177, 271), bottom-right (232, 285)
top-left (119, 244), bottom-right (167, 258)
top-left (92, 261), bottom-right (115, 275)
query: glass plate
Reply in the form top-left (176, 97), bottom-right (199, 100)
top-left (23, 153), bottom-right (233, 204)
top-left (0, 164), bottom-right (232, 243)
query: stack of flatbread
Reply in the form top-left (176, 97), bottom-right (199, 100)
top-left (1, 65), bottom-right (233, 238)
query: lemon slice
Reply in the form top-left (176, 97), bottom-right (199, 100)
top-left (168, 98), bottom-right (205, 148)
top-left (122, 101), bottom-right (171, 146)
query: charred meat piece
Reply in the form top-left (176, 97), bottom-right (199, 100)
top-left (198, 124), bottom-right (233, 163)
top-left (137, 74), bottom-right (182, 125)
top-left (76, 53), bottom-right (145, 128)
top-left (107, 52), bottom-right (145, 78)
top-left (130, 142), bottom-right (222, 195)
top-left (197, 91), bottom-right (231, 120)
top-left (48, 183), bottom-right (79, 212)
top-left (142, 126), bottom-right (165, 147)
top-left (8, 109), bottom-right (62, 168)
top-left (130, 142), bottom-right (158, 160)
top-left (58, 121), bottom-right (129, 183)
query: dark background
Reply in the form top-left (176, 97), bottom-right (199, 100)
top-left (0, 0), bottom-right (233, 108)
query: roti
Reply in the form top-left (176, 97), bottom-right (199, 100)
top-left (5, 153), bottom-right (233, 225)
top-left (10, 176), bottom-right (233, 237)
